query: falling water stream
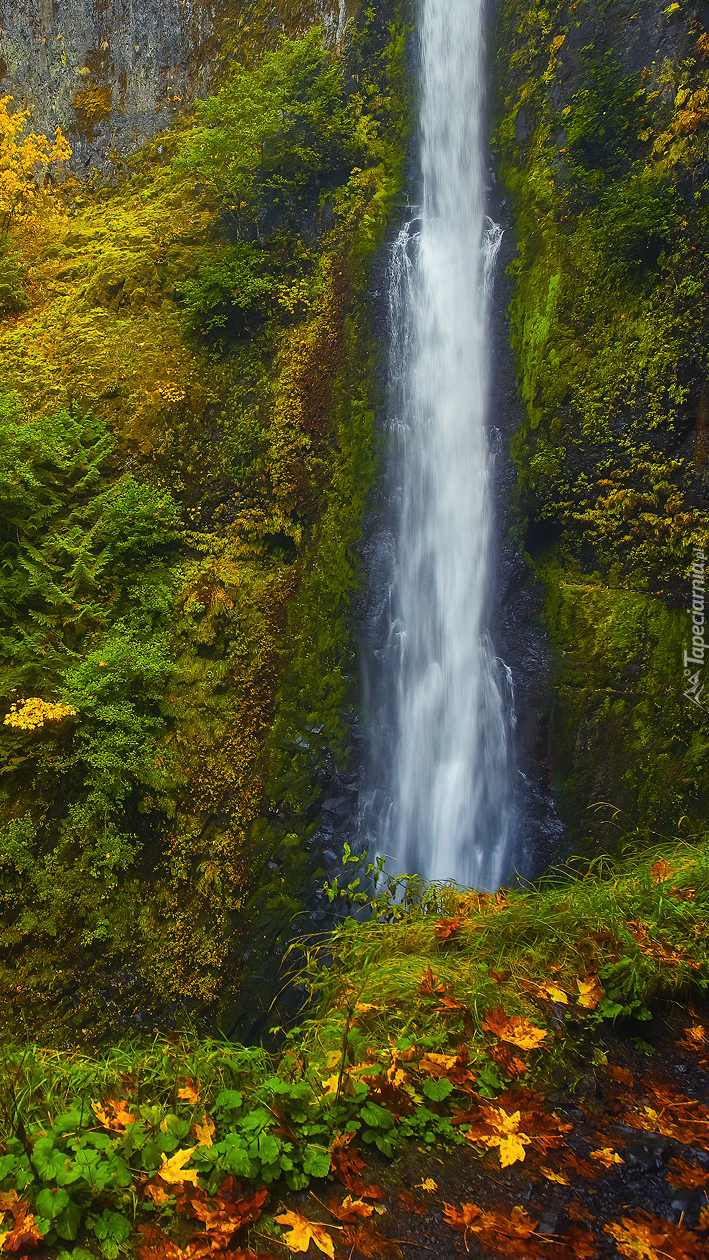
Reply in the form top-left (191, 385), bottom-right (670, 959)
top-left (361, 0), bottom-right (516, 888)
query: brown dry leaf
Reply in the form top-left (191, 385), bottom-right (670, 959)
top-left (328, 1195), bottom-right (374, 1224)
top-left (144, 1183), bottom-right (172, 1206)
top-left (177, 1078), bottom-right (200, 1104)
top-left (0, 1197), bottom-right (43, 1254)
top-left (482, 1006), bottom-right (547, 1050)
top-left (419, 965), bottom-right (447, 997)
top-left (158, 1147), bottom-right (200, 1187)
top-left (91, 1097), bottom-right (136, 1131)
top-left (576, 976), bottom-right (603, 1010)
top-left (434, 917), bottom-right (462, 940)
top-left (626, 1082), bottom-right (709, 1146)
top-left (489, 967), bottom-right (512, 983)
top-left (605, 1212), bottom-right (704, 1260)
top-left (467, 1106), bottom-right (531, 1168)
top-left (275, 1209), bottom-right (334, 1258)
top-left (627, 920), bottom-right (700, 970)
top-left (418, 1045), bottom-right (475, 1089)
top-left (560, 1151), bottom-right (598, 1180)
top-left (396, 1189), bottom-right (426, 1217)
top-left (189, 1181), bottom-right (267, 1235)
top-left (192, 1114), bottom-right (216, 1148)
top-left (667, 1157), bottom-right (709, 1191)
top-left (539, 1165), bottom-right (570, 1185)
top-left (443, 1201), bottom-right (538, 1249)
top-left (330, 1134), bottom-right (383, 1200)
top-left (487, 1041), bottom-right (529, 1077)
top-left (137, 1225), bottom-right (183, 1260)
top-left (590, 1147), bottom-right (624, 1168)
top-left (341, 1222), bottom-right (402, 1260)
top-left (651, 859), bottom-right (674, 883)
top-left (523, 979), bottom-right (569, 1005)
top-left (606, 1064), bottom-right (634, 1086)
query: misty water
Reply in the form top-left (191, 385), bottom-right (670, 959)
top-left (362, 0), bottom-right (516, 888)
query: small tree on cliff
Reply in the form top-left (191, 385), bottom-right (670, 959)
top-left (0, 95), bottom-right (71, 236)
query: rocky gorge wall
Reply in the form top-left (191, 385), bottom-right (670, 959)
top-left (494, 0), bottom-right (709, 854)
top-left (0, 0), bottom-right (347, 170)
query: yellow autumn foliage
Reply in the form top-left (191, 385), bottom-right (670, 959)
top-left (3, 697), bottom-right (77, 731)
top-left (0, 95), bottom-right (71, 234)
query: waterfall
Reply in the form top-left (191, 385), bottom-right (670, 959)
top-left (361, 0), bottom-right (516, 889)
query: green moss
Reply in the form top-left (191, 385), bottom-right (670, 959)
top-left (0, 2), bottom-right (411, 1034)
top-left (496, 0), bottom-right (709, 850)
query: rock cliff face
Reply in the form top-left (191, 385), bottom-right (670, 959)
top-left (495, 0), bottom-right (709, 853)
top-left (0, 0), bottom-right (344, 169)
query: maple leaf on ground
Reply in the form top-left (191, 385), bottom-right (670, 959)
top-left (625, 1081), bottom-right (709, 1145)
top-left (605, 1212), bottom-right (704, 1260)
top-left (539, 1165), bottom-right (570, 1185)
top-left (481, 1006), bottom-right (547, 1050)
top-left (576, 976), bottom-right (603, 1010)
top-left (396, 1189), bottom-right (426, 1217)
top-left (144, 1182), bottom-right (172, 1206)
top-left (434, 917), bottom-right (462, 940)
top-left (0, 1201), bottom-right (43, 1254)
top-left (651, 859), bottom-right (674, 883)
top-left (418, 1046), bottom-right (475, 1090)
top-left (443, 1201), bottom-right (538, 1250)
top-left (192, 1114), bottom-right (216, 1148)
top-left (487, 1041), bottom-right (529, 1077)
top-left (606, 1064), bottom-right (634, 1086)
top-left (178, 1078), bottom-right (201, 1103)
top-left (341, 1222), bottom-right (402, 1260)
top-left (91, 1097), bottom-right (136, 1130)
top-left (679, 1022), bottom-right (709, 1066)
top-left (521, 978), bottom-right (569, 1005)
top-left (327, 1194), bottom-right (374, 1223)
top-left (189, 1182), bottom-right (267, 1235)
top-left (627, 921), bottom-right (700, 970)
top-left (564, 1225), bottom-right (598, 1259)
top-left (275, 1210), bottom-right (334, 1258)
top-left (419, 964), bottom-right (448, 996)
top-left (667, 1157), bottom-right (708, 1190)
top-left (138, 1225), bottom-right (183, 1260)
top-left (158, 1147), bottom-right (201, 1187)
top-left (330, 1133), bottom-right (383, 1199)
top-left (590, 1147), bottom-right (624, 1168)
top-left (559, 1151), bottom-right (598, 1180)
top-left (467, 1106), bottom-right (531, 1167)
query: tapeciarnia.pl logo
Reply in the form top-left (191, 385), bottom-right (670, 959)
top-left (684, 547), bottom-right (706, 708)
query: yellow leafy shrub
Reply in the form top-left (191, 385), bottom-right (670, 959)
top-left (0, 95), bottom-right (71, 234)
top-left (3, 697), bottom-right (77, 731)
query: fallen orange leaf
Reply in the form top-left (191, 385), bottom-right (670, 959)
top-left (275, 1209), bottom-right (334, 1258)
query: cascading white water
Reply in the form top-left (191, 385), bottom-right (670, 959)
top-left (362, 0), bottom-right (516, 888)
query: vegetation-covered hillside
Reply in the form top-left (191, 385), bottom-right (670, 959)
top-left (495, 0), bottom-right (709, 850)
top-left (0, 1), bottom-right (410, 1035)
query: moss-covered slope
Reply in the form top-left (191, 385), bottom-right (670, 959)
top-left (0, 1), bottom-right (411, 1035)
top-left (495, 0), bottom-right (709, 852)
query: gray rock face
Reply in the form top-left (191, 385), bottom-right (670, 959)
top-left (0, 0), bottom-right (344, 171)
top-left (0, 0), bottom-right (221, 170)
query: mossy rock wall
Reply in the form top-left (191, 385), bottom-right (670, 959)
top-left (0, 0), bottom-right (410, 1038)
top-left (495, 0), bottom-right (709, 853)
top-left (0, 0), bottom-right (346, 170)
